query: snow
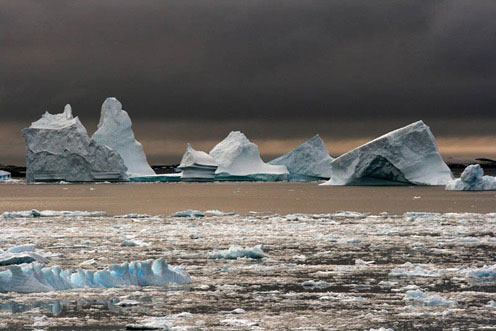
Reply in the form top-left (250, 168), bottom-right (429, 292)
top-left (0, 258), bottom-right (191, 293)
top-left (178, 144), bottom-right (218, 181)
top-left (172, 210), bottom-right (205, 218)
top-left (403, 290), bottom-right (457, 307)
top-left (2, 210), bottom-right (106, 219)
top-left (208, 245), bottom-right (266, 259)
top-left (22, 104), bottom-right (128, 183)
top-left (269, 134), bottom-right (333, 180)
top-left (92, 97), bottom-right (155, 177)
top-left (446, 164), bottom-right (496, 191)
top-left (322, 121), bottom-right (453, 186)
top-left (209, 131), bottom-right (289, 180)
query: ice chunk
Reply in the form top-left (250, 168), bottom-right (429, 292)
top-left (462, 265), bottom-right (496, 283)
top-left (0, 258), bottom-right (191, 293)
top-left (208, 245), bottom-right (266, 259)
top-left (127, 316), bottom-right (174, 330)
top-left (22, 104), bottom-right (128, 183)
top-left (210, 131), bottom-right (289, 181)
top-left (0, 251), bottom-right (49, 266)
top-left (172, 210), bottom-right (205, 218)
top-left (446, 164), bottom-right (496, 191)
top-left (178, 144), bottom-right (218, 181)
top-left (92, 97), bottom-right (155, 177)
top-left (269, 134), bottom-right (333, 180)
top-left (322, 121), bottom-right (453, 186)
top-left (403, 289), bottom-right (457, 306)
top-left (205, 210), bottom-right (236, 216)
top-left (2, 210), bottom-right (106, 219)
top-left (0, 170), bottom-right (11, 180)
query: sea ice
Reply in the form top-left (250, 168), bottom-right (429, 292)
top-left (0, 245), bottom-right (49, 266)
top-left (462, 264), bottom-right (496, 283)
top-left (172, 210), bottom-right (205, 218)
top-left (269, 134), bottom-right (333, 180)
top-left (210, 131), bottom-right (289, 181)
top-left (2, 210), bottom-right (106, 219)
top-left (207, 245), bottom-right (266, 259)
top-left (322, 121), bottom-right (453, 186)
top-left (22, 105), bottom-right (128, 183)
top-left (446, 164), bottom-right (496, 191)
top-left (403, 289), bottom-right (457, 307)
top-left (204, 210), bottom-right (236, 216)
top-left (178, 143), bottom-right (218, 181)
top-left (0, 258), bottom-right (191, 293)
top-left (92, 97), bottom-right (155, 177)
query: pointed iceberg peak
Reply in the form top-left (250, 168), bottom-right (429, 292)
top-left (92, 97), bottom-right (155, 177)
top-left (322, 120), bottom-right (453, 186)
top-left (269, 134), bottom-right (333, 180)
top-left (63, 104), bottom-right (73, 118)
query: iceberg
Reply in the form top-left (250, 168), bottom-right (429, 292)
top-left (210, 131), bottom-right (289, 181)
top-left (269, 134), bottom-right (333, 180)
top-left (446, 164), bottom-right (496, 191)
top-left (22, 105), bottom-right (128, 183)
top-left (92, 97), bottom-right (155, 177)
top-left (0, 258), bottom-right (191, 293)
top-left (207, 245), bottom-right (266, 259)
top-left (178, 144), bottom-right (218, 181)
top-left (0, 170), bottom-right (11, 180)
top-left (322, 121), bottom-right (453, 186)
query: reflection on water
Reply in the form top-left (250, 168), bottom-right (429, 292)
top-left (1, 298), bottom-right (124, 316)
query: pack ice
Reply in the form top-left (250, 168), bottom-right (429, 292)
top-left (446, 164), bottom-right (496, 191)
top-left (0, 258), bottom-right (191, 293)
top-left (210, 131), bottom-right (289, 181)
top-left (22, 105), bottom-right (128, 183)
top-left (178, 144), bottom-right (218, 181)
top-left (269, 134), bottom-right (333, 180)
top-left (92, 98), bottom-right (155, 177)
top-left (322, 121), bottom-right (453, 186)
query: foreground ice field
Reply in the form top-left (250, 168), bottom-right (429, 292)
top-left (1, 210), bottom-right (496, 330)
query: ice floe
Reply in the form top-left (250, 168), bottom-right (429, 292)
top-left (172, 210), bottom-right (205, 218)
top-left (446, 164), bottom-right (496, 191)
top-left (0, 245), bottom-right (50, 266)
top-left (208, 245), bottom-right (266, 259)
top-left (2, 209), bottom-right (106, 219)
top-left (403, 290), bottom-right (457, 307)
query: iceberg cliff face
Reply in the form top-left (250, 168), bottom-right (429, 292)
top-left (446, 164), bottom-right (496, 191)
top-left (92, 98), bottom-right (155, 177)
top-left (22, 105), bottom-right (128, 183)
top-left (322, 121), bottom-right (453, 186)
top-left (178, 144), bottom-right (218, 181)
top-left (209, 131), bottom-right (289, 180)
top-left (269, 135), bottom-right (333, 180)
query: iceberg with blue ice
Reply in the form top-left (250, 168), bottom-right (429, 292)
top-left (269, 134), bottom-right (333, 181)
top-left (322, 121), bottom-right (453, 186)
top-left (446, 164), bottom-right (496, 191)
top-left (208, 245), bottom-right (266, 259)
top-left (22, 105), bottom-right (128, 183)
top-left (210, 131), bottom-right (289, 181)
top-left (178, 143), bottom-right (218, 181)
top-left (92, 98), bottom-right (155, 177)
top-left (0, 258), bottom-right (191, 293)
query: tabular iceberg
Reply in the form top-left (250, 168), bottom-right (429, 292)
top-left (22, 105), bottom-right (128, 183)
top-left (322, 121), bottom-right (453, 186)
top-left (446, 164), bottom-right (496, 191)
top-left (269, 134), bottom-right (333, 181)
top-left (178, 144), bottom-right (218, 181)
top-left (210, 131), bottom-right (289, 181)
top-left (92, 98), bottom-right (155, 177)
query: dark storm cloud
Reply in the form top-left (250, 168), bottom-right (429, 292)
top-left (1, 0), bottom-right (495, 123)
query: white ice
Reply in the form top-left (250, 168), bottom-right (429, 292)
top-left (2, 210), bottom-right (106, 219)
top-left (403, 290), bottom-right (457, 307)
top-left (172, 210), bottom-right (205, 218)
top-left (446, 164), bottom-right (496, 191)
top-left (208, 245), bottom-right (266, 259)
top-left (178, 143), bottom-right (218, 181)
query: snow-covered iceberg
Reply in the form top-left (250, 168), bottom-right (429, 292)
top-left (322, 121), bottom-right (453, 186)
top-left (22, 105), bottom-right (128, 183)
top-left (0, 258), bottom-right (191, 293)
top-left (92, 97), bottom-right (155, 177)
top-left (178, 144), bottom-right (218, 181)
top-left (446, 164), bottom-right (496, 191)
top-left (210, 131), bottom-right (289, 181)
top-left (269, 134), bottom-right (333, 181)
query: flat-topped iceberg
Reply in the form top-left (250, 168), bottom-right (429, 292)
top-left (269, 134), bottom-right (333, 180)
top-left (92, 98), bottom-right (155, 177)
top-left (446, 164), bottom-right (496, 191)
top-left (178, 144), bottom-right (218, 181)
top-left (22, 105), bottom-right (128, 183)
top-left (0, 258), bottom-right (191, 293)
top-left (210, 131), bottom-right (289, 181)
top-left (322, 121), bottom-right (453, 186)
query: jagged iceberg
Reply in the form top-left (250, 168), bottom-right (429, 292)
top-left (0, 258), bottom-right (191, 293)
top-left (210, 131), bottom-right (289, 181)
top-left (92, 98), bottom-right (155, 177)
top-left (22, 105), bottom-right (128, 183)
top-left (446, 164), bottom-right (496, 191)
top-left (269, 134), bottom-right (333, 181)
top-left (322, 121), bottom-right (453, 186)
top-left (178, 144), bottom-right (218, 181)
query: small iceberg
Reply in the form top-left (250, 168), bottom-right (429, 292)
top-left (178, 144), bottom-right (218, 182)
top-left (208, 245), bottom-right (266, 259)
top-left (403, 289), bottom-right (457, 307)
top-left (2, 210), bottom-right (107, 219)
top-left (0, 245), bottom-right (50, 266)
top-left (446, 164), bottom-right (496, 191)
top-left (172, 210), bottom-right (205, 218)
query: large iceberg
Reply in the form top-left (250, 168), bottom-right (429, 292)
top-left (178, 144), bottom-right (218, 181)
top-left (210, 131), bottom-right (289, 181)
top-left (269, 134), bottom-right (333, 180)
top-left (92, 98), bottom-right (155, 177)
top-left (446, 164), bottom-right (496, 191)
top-left (0, 258), bottom-right (191, 293)
top-left (322, 121), bottom-right (453, 186)
top-left (22, 105), bottom-right (128, 183)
